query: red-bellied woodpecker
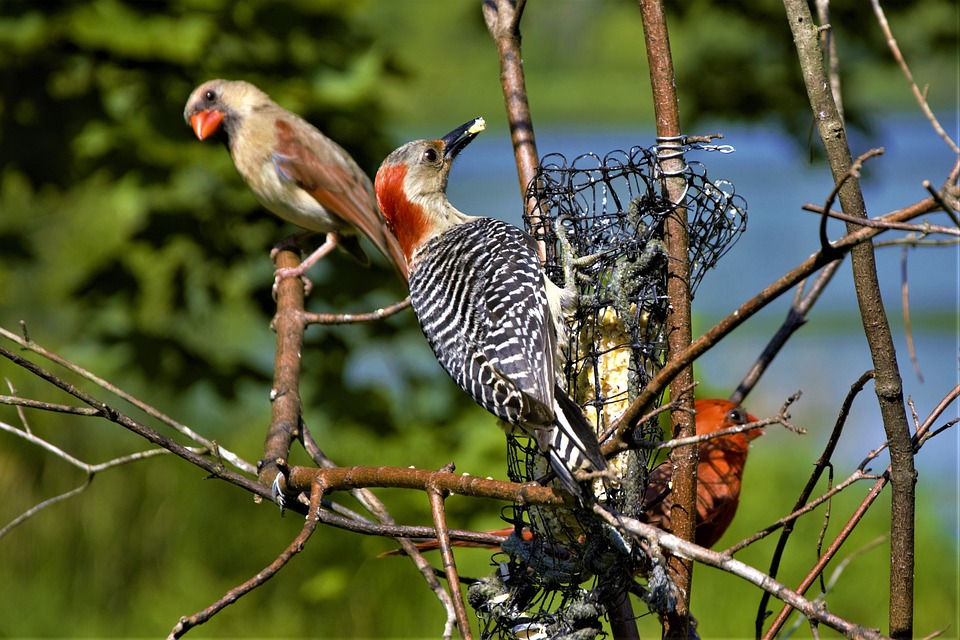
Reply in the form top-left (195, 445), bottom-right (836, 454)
top-left (184, 79), bottom-right (409, 284)
top-left (374, 117), bottom-right (607, 499)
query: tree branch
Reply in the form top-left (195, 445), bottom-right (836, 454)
top-left (260, 247), bottom-right (308, 492)
top-left (636, 0), bottom-right (697, 634)
top-left (869, 0), bottom-right (959, 155)
top-left (591, 505), bottom-right (886, 639)
top-left (0, 326), bottom-right (255, 475)
top-left (168, 479), bottom-right (326, 639)
top-left (783, 1), bottom-right (915, 634)
top-left (605, 196), bottom-right (937, 457)
top-left (482, 0), bottom-right (546, 260)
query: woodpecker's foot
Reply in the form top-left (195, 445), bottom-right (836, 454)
top-left (574, 467), bottom-right (617, 485)
top-left (271, 473), bottom-right (287, 512)
top-left (555, 216), bottom-right (610, 292)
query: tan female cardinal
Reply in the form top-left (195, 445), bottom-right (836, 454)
top-left (184, 79), bottom-right (408, 284)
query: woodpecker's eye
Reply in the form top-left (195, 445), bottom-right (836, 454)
top-left (726, 407), bottom-right (747, 425)
top-left (422, 147), bottom-right (439, 163)
top-left (204, 90), bottom-right (216, 102)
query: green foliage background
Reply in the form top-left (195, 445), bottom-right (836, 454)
top-left (0, 0), bottom-right (955, 637)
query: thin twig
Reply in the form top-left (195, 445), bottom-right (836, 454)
top-left (606, 196), bottom-right (938, 456)
top-left (0, 479), bottom-right (92, 540)
top-left (900, 246), bottom-right (924, 381)
top-left (816, 2), bottom-right (843, 121)
top-left (168, 479), bottom-right (326, 639)
top-left (302, 297), bottom-right (411, 325)
top-left (869, 0), bottom-right (959, 155)
top-left (0, 395), bottom-right (101, 416)
top-left (762, 470), bottom-right (890, 639)
top-left (922, 179), bottom-right (960, 228)
top-left (762, 384), bottom-right (959, 638)
top-left (753, 371), bottom-right (874, 633)
top-left (818, 148), bottom-right (886, 256)
top-left (427, 468), bottom-right (471, 640)
top-left (730, 259), bottom-right (841, 406)
top-left (785, 537), bottom-right (887, 637)
top-left (0, 345), bottom-right (273, 503)
top-left (637, 410), bottom-right (800, 452)
top-left (802, 203), bottom-right (960, 236)
top-left (728, 469), bottom-right (875, 558)
top-left (0, 326), bottom-right (255, 475)
top-left (4, 378), bottom-right (31, 434)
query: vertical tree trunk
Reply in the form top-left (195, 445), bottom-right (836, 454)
top-left (782, 2), bottom-right (915, 636)
top-left (636, 1), bottom-right (697, 637)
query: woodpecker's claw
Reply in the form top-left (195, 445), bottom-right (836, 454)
top-left (271, 474), bottom-right (287, 513)
top-left (554, 217), bottom-right (611, 300)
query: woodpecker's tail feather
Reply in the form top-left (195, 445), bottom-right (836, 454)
top-left (539, 387), bottom-right (607, 499)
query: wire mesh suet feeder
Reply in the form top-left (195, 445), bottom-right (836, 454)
top-left (469, 139), bottom-right (747, 638)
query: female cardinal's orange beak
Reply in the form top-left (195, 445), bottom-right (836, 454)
top-left (190, 110), bottom-right (225, 140)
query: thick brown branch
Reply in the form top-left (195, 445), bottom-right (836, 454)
top-left (636, 0), bottom-right (696, 635)
top-left (261, 247), bottom-right (308, 490)
top-left (783, 1), bottom-right (915, 634)
top-left (483, 0), bottom-right (544, 259)
top-left (287, 465), bottom-right (571, 507)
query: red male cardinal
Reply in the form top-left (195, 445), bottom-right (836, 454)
top-left (383, 398), bottom-right (761, 556)
top-left (641, 398), bottom-right (762, 548)
top-left (184, 79), bottom-right (408, 284)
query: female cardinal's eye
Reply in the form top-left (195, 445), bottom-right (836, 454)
top-left (205, 90), bottom-right (216, 102)
top-left (422, 147), bottom-right (438, 163)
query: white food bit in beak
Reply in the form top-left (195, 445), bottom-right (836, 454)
top-left (468, 117), bottom-right (486, 134)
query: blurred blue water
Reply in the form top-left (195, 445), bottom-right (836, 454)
top-left (437, 115), bottom-right (958, 533)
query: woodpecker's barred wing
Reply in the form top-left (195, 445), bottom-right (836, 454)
top-left (409, 218), bottom-right (556, 428)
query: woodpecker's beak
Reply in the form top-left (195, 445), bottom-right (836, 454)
top-left (441, 117), bottom-right (486, 160)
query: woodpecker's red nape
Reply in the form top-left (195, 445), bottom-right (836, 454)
top-left (375, 162), bottom-right (431, 265)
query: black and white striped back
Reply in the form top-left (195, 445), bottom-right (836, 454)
top-left (408, 217), bottom-right (605, 496)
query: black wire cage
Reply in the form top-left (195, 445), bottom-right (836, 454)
top-left (468, 139), bottom-right (748, 639)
